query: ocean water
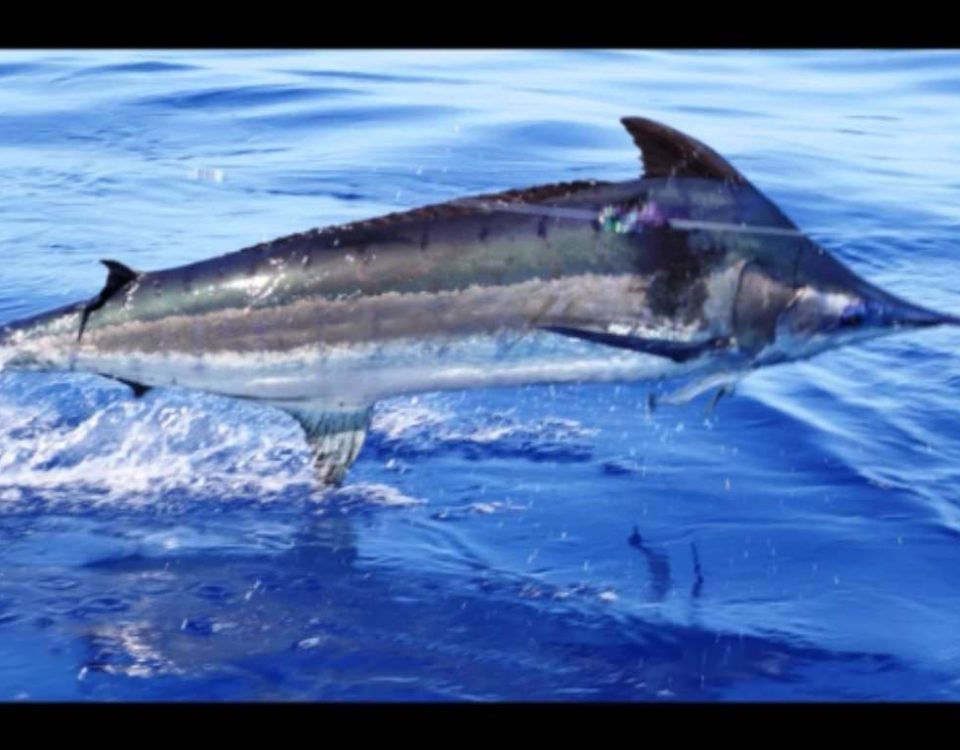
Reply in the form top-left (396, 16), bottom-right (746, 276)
top-left (0, 49), bottom-right (959, 702)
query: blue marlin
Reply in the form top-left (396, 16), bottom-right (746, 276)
top-left (1, 117), bottom-right (955, 482)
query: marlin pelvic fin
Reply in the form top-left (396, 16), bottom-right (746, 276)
top-left (705, 383), bottom-right (735, 417)
top-left (620, 116), bottom-right (747, 184)
top-left (280, 405), bottom-right (373, 486)
top-left (78, 260), bottom-right (140, 341)
top-left (541, 325), bottom-right (730, 363)
top-left (649, 371), bottom-right (744, 411)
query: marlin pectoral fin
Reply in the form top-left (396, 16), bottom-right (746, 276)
top-left (541, 326), bottom-right (730, 363)
top-left (279, 404), bottom-right (373, 486)
top-left (78, 259), bottom-right (140, 341)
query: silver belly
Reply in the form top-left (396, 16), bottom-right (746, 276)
top-left (66, 330), bottom-right (688, 410)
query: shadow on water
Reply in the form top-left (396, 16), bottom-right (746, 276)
top-left (0, 504), bottom-right (932, 701)
top-left (628, 526), bottom-right (673, 603)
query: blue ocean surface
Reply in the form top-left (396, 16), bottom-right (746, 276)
top-left (0, 49), bottom-right (959, 701)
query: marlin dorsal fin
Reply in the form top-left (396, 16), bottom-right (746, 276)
top-left (77, 259), bottom-right (141, 341)
top-left (620, 117), bottom-right (747, 185)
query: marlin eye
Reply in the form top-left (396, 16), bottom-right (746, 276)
top-left (838, 305), bottom-right (865, 329)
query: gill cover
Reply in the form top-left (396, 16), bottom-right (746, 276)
top-left (732, 262), bottom-right (797, 356)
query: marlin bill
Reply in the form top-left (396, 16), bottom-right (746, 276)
top-left (1, 117), bottom-right (956, 483)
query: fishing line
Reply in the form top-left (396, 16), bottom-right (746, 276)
top-left (461, 199), bottom-right (804, 239)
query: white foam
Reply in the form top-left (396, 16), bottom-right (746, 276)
top-left (0, 383), bottom-right (317, 507)
top-left (371, 399), bottom-right (450, 440)
top-left (371, 396), bottom-right (598, 448)
top-left (326, 482), bottom-right (426, 507)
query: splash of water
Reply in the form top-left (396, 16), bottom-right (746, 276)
top-left (0, 379), bottom-right (599, 511)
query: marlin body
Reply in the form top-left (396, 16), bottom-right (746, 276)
top-left (1, 117), bottom-right (955, 482)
